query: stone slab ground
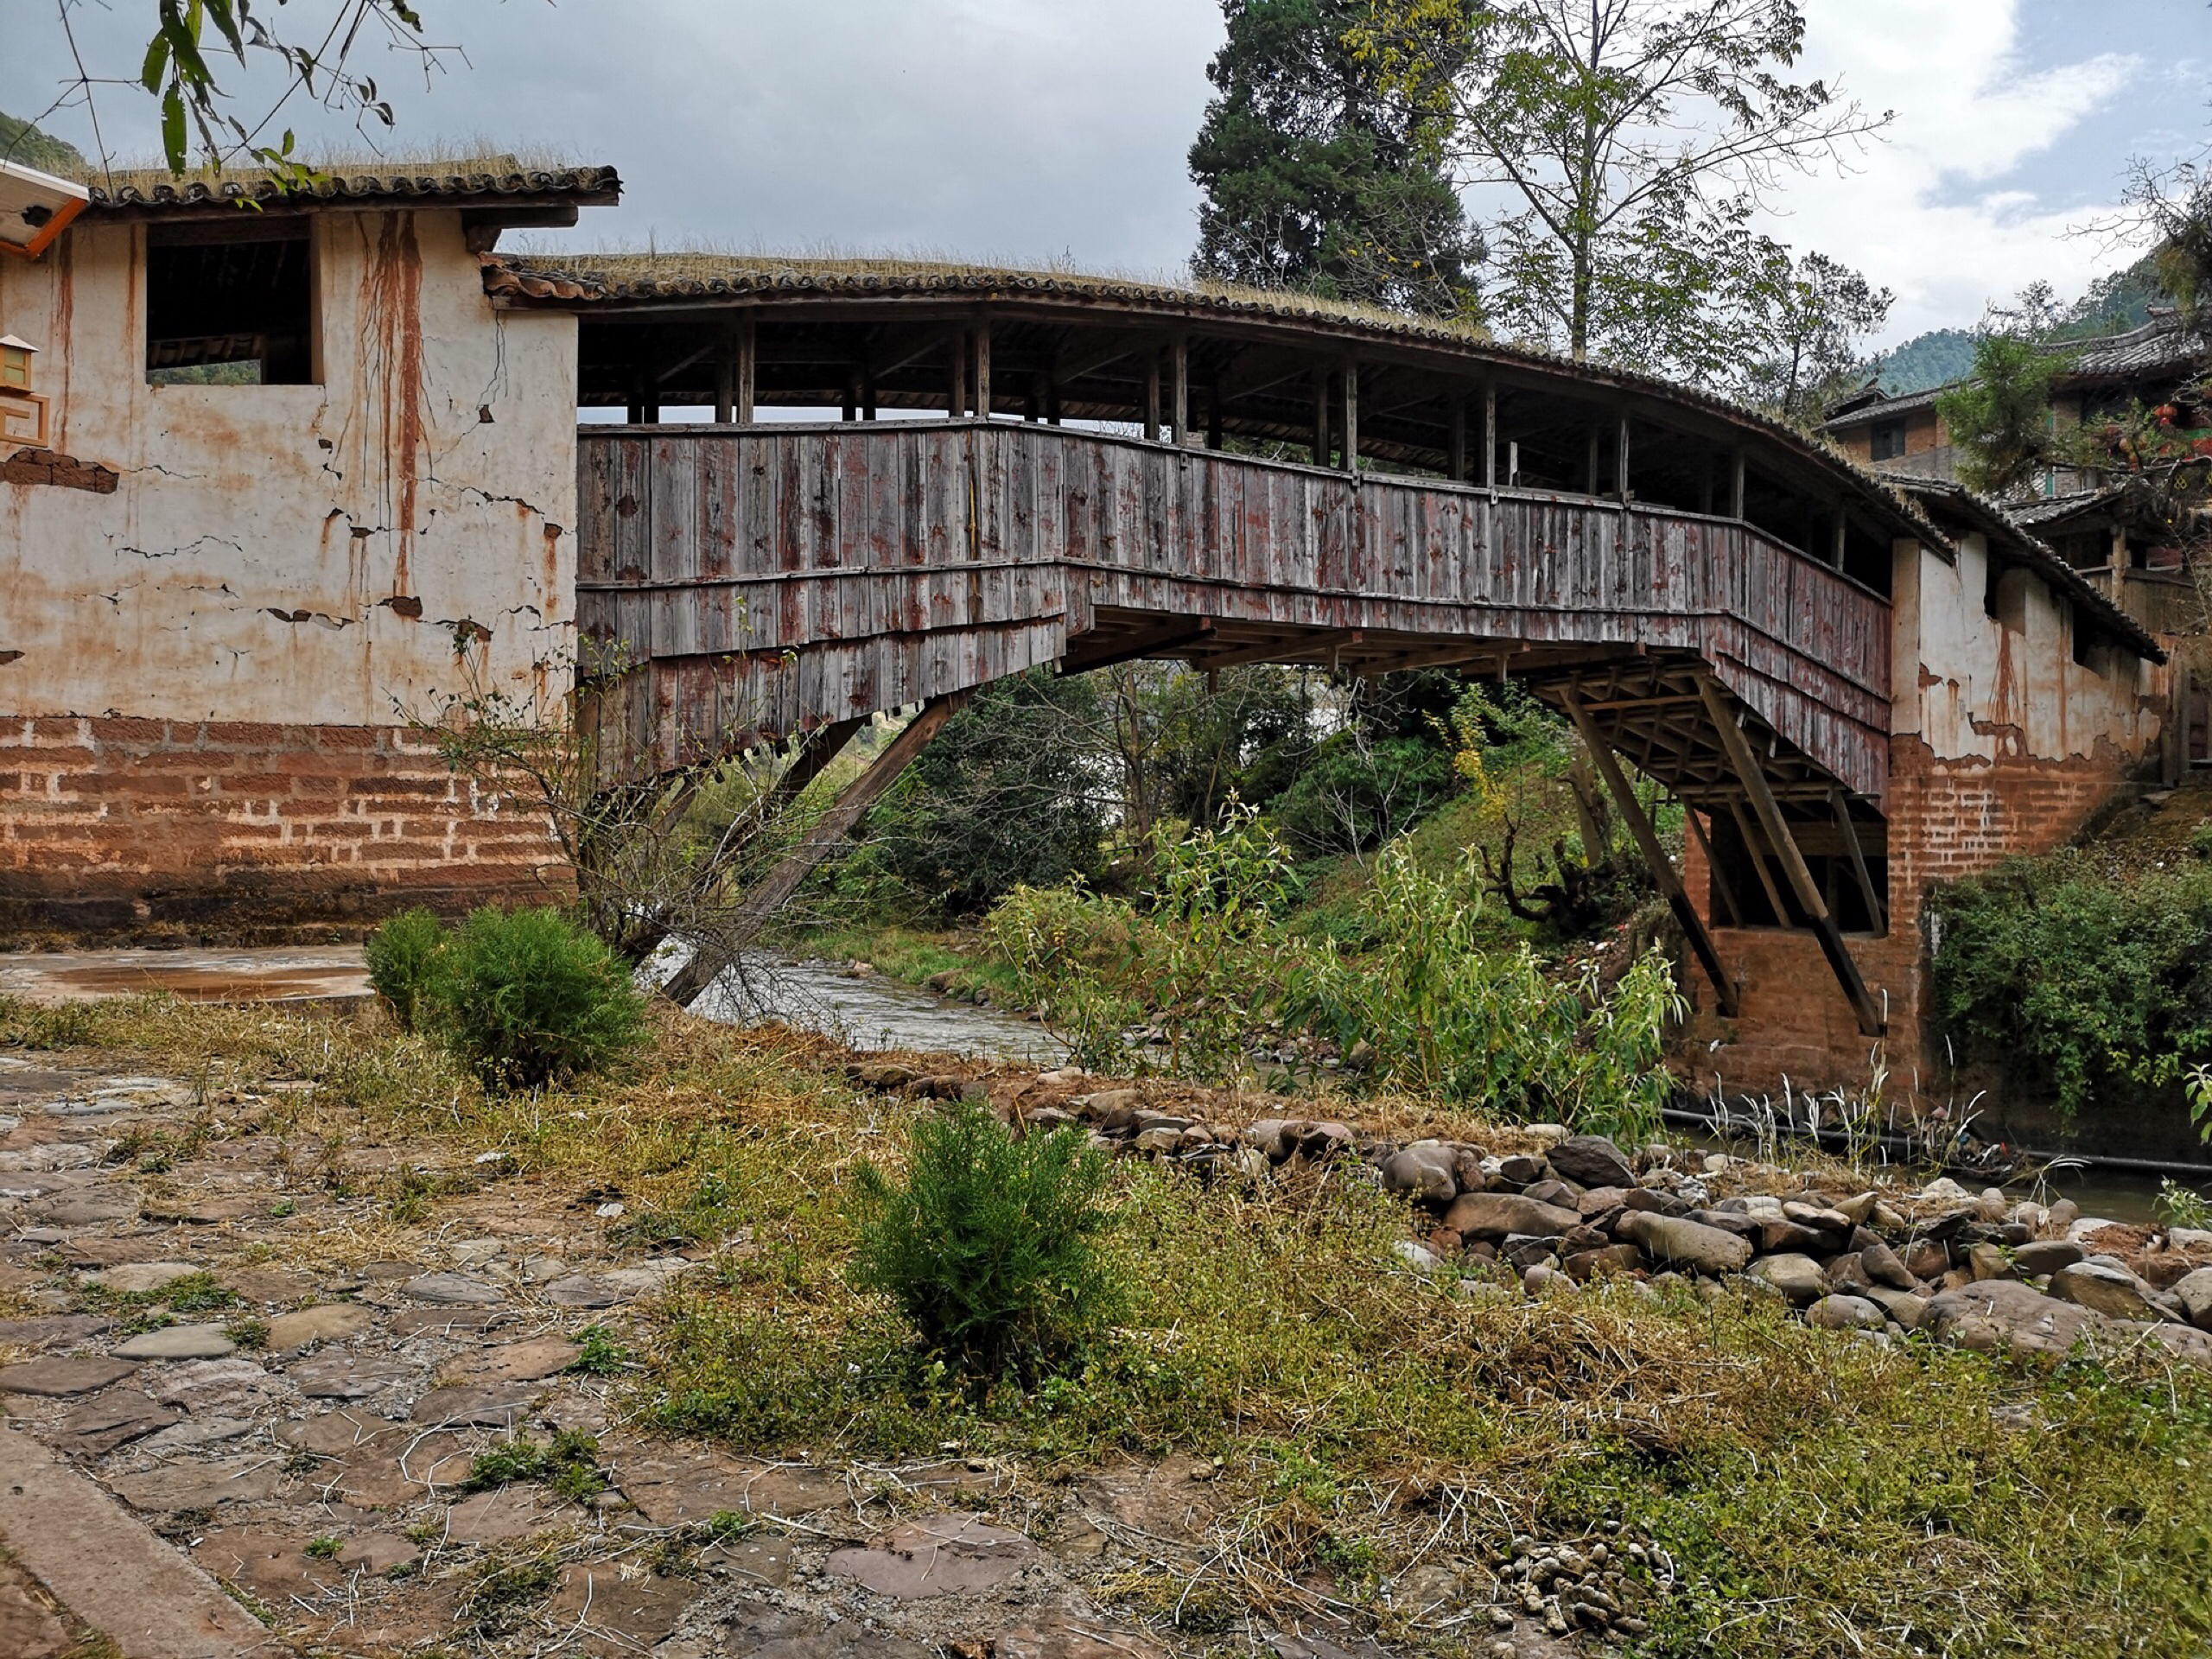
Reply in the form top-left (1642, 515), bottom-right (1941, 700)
top-left (2, 1033), bottom-right (1610, 1658)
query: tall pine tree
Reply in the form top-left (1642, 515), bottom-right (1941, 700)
top-left (1189, 0), bottom-right (1481, 319)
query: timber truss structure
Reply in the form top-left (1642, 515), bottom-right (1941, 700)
top-left (488, 255), bottom-right (2158, 1035)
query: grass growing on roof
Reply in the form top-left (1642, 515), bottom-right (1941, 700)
top-left (5, 992), bottom-right (2209, 1657)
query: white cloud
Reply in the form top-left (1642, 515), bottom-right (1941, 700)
top-left (1771, 1), bottom-right (2155, 341)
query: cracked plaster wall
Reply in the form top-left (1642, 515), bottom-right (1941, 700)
top-left (0, 208), bottom-right (577, 724)
top-left (0, 208), bottom-right (576, 938)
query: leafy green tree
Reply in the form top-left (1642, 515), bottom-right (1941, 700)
top-left (1738, 246), bottom-right (1892, 424)
top-left (1191, 0), bottom-right (1482, 316)
top-left (1935, 334), bottom-right (2064, 498)
top-left (870, 671), bottom-right (1111, 918)
top-left (1354, 0), bottom-right (1889, 378)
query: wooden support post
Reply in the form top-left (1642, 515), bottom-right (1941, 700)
top-left (1832, 510), bottom-right (1847, 569)
top-left (1483, 379), bottom-right (1497, 492)
top-left (1681, 804), bottom-right (1741, 926)
top-left (1699, 452), bottom-right (1713, 516)
top-left (1831, 789), bottom-right (1887, 935)
top-left (734, 319), bottom-right (755, 424)
top-left (714, 327), bottom-right (735, 423)
top-left (1563, 689), bottom-right (1738, 1016)
top-left (1340, 359), bottom-right (1358, 472)
top-left (1726, 797), bottom-right (1791, 925)
top-left (1729, 449), bottom-right (1745, 519)
top-left (1145, 353), bottom-right (1161, 441)
top-left (2169, 660), bottom-right (2193, 786)
top-left (1586, 426), bottom-right (1600, 496)
top-left (948, 328), bottom-right (967, 417)
top-left (1698, 675), bottom-right (1884, 1035)
top-left (661, 697), bottom-right (969, 1010)
top-left (1313, 370), bottom-right (1330, 465)
top-left (1046, 363), bottom-right (1063, 426)
top-left (842, 369), bottom-right (857, 423)
top-left (1207, 383), bottom-right (1224, 449)
top-left (1617, 416), bottom-right (1631, 504)
top-left (861, 345), bottom-right (877, 421)
top-left (975, 323), bottom-right (992, 420)
top-left (1172, 334), bottom-right (1191, 446)
top-left (1448, 397), bottom-right (1467, 482)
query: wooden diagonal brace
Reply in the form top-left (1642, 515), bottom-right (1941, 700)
top-left (662, 694), bottom-right (968, 1008)
top-left (1561, 690), bottom-right (1738, 1018)
top-left (1831, 788), bottom-right (1888, 936)
top-left (1696, 674), bottom-right (1884, 1037)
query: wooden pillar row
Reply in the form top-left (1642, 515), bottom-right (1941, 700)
top-left (1483, 379), bottom-right (1497, 492)
top-left (1339, 359), bottom-right (1358, 472)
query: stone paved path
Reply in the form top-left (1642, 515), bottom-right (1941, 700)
top-left (0, 1027), bottom-right (1617, 1658)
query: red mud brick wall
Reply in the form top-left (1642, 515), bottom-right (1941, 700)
top-left (1680, 734), bottom-right (2134, 1102)
top-left (0, 716), bottom-right (565, 943)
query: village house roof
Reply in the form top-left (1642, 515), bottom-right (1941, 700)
top-left (72, 159), bottom-right (620, 222)
top-left (483, 250), bottom-right (1950, 549)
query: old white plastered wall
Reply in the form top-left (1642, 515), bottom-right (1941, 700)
top-left (1890, 531), bottom-right (2159, 765)
top-left (0, 207), bottom-right (577, 723)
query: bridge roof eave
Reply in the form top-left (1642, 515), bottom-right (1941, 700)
top-left (495, 253), bottom-right (1950, 551)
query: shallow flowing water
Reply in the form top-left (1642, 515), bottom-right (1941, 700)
top-left (695, 956), bottom-right (1069, 1065)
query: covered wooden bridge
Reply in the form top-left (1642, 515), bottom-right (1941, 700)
top-left (480, 254), bottom-right (2077, 1033)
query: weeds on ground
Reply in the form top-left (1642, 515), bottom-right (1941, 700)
top-left (463, 1429), bottom-right (607, 1503)
top-left (25, 995), bottom-right (2212, 1659)
top-left (849, 1100), bottom-right (1122, 1383)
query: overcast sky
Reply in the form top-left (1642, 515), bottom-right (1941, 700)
top-left (7, 1), bottom-right (2209, 346)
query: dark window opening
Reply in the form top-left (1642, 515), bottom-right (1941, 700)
top-left (146, 226), bottom-right (315, 385)
top-left (1869, 418), bottom-right (1906, 461)
top-left (1706, 808), bottom-right (1887, 935)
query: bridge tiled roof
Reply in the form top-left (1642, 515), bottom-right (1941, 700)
top-left (485, 251), bottom-right (1948, 547)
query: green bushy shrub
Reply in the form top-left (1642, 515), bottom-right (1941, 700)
top-left (1928, 851), bottom-right (2212, 1115)
top-left (365, 907), bottom-right (448, 1033)
top-left (849, 1100), bottom-right (1122, 1382)
top-left (1285, 843), bottom-right (1681, 1141)
top-left (433, 906), bottom-right (649, 1090)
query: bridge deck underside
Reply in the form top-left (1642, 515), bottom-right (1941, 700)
top-left (576, 422), bottom-right (1893, 817)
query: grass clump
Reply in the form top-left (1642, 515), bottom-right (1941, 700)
top-left (570, 1324), bottom-right (632, 1376)
top-left (364, 906), bottom-right (447, 1033)
top-left (463, 1429), bottom-right (606, 1503)
top-left (849, 1099), bottom-right (1122, 1383)
top-left (361, 905), bottom-right (647, 1090)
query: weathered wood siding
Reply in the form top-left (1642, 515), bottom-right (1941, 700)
top-left (577, 422), bottom-right (1891, 798)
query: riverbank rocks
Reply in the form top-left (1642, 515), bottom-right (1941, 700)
top-left (1547, 1135), bottom-right (1636, 1189)
top-left (1442, 1192), bottom-right (1580, 1243)
top-left (1618, 1212), bottom-right (1752, 1275)
top-left (2049, 1262), bottom-right (2167, 1322)
top-left (2175, 1268), bottom-right (2212, 1331)
top-left (1751, 1254), bottom-right (1829, 1306)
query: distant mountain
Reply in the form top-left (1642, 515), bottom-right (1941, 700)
top-left (0, 111), bottom-right (86, 175)
top-left (1872, 256), bottom-right (2170, 396)
top-left (1876, 329), bottom-right (1976, 396)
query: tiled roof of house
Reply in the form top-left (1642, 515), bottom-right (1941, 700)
top-left (79, 161), bottom-right (619, 214)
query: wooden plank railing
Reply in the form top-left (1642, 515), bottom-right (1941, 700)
top-left (577, 421), bottom-right (1892, 798)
